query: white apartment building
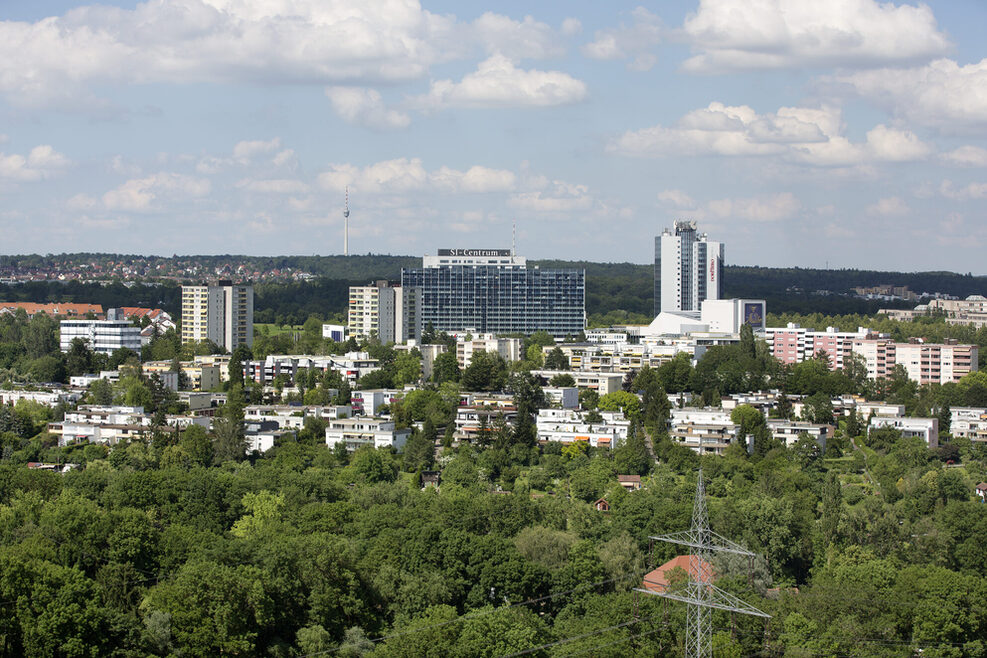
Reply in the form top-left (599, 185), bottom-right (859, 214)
top-left (543, 387), bottom-right (579, 409)
top-left (325, 418), bottom-right (410, 452)
top-left (950, 407), bottom-right (987, 442)
top-left (456, 334), bottom-right (522, 368)
top-left (869, 416), bottom-right (939, 447)
top-left (530, 370), bottom-right (625, 395)
top-left (454, 405), bottom-right (518, 442)
top-left (535, 408), bottom-right (629, 449)
top-left (667, 408), bottom-right (739, 455)
top-left (60, 308), bottom-right (142, 356)
top-left (181, 281), bottom-right (253, 350)
top-left (348, 281), bottom-right (421, 344)
top-left (765, 420), bottom-right (833, 449)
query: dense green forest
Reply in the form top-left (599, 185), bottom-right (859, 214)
top-left (7, 256), bottom-right (983, 327)
top-left (3, 309), bottom-right (987, 654)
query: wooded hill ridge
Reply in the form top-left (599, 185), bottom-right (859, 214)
top-left (2, 254), bottom-right (986, 325)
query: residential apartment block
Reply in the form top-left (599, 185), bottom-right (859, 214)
top-left (59, 308), bottom-right (142, 356)
top-left (766, 323), bottom-right (978, 384)
top-left (456, 334), bottom-right (522, 368)
top-left (347, 281), bottom-right (420, 344)
top-left (180, 280), bottom-right (253, 350)
top-left (325, 418), bottom-right (410, 452)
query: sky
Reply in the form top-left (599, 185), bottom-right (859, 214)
top-left (1, 0), bottom-right (987, 273)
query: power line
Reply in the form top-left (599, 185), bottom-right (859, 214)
top-left (636, 468), bottom-right (770, 658)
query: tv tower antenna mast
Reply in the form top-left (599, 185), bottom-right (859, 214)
top-left (635, 469), bottom-right (770, 657)
top-left (343, 187), bottom-right (350, 256)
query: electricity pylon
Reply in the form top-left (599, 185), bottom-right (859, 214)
top-left (635, 469), bottom-right (770, 658)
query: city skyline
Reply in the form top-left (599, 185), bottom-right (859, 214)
top-left (1, 1), bottom-right (986, 272)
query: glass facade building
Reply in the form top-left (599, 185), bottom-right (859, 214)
top-left (401, 250), bottom-right (585, 337)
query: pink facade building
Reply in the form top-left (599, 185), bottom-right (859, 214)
top-left (766, 324), bottom-right (978, 384)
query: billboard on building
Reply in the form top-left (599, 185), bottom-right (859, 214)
top-left (743, 302), bottom-right (764, 328)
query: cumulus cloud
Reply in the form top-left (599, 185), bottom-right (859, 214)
top-left (0, 145), bottom-right (70, 181)
top-left (939, 180), bottom-right (987, 201)
top-left (681, 0), bottom-right (950, 73)
top-left (941, 146), bottom-right (987, 167)
top-left (325, 87), bottom-right (410, 130)
top-left (867, 196), bottom-right (909, 216)
top-left (470, 12), bottom-right (565, 59)
top-left (102, 172), bottom-right (211, 211)
top-left (235, 178), bottom-right (310, 195)
top-left (414, 54), bottom-right (587, 109)
top-left (0, 1), bottom-right (458, 106)
top-left (233, 138), bottom-right (282, 161)
top-left (706, 192), bottom-right (801, 222)
top-left (582, 7), bottom-right (662, 71)
top-left (508, 180), bottom-right (593, 213)
top-left (833, 59), bottom-right (987, 130)
top-left (657, 189), bottom-right (696, 208)
top-left (0, 2), bottom-right (581, 108)
top-left (610, 102), bottom-right (931, 166)
top-left (317, 158), bottom-right (516, 195)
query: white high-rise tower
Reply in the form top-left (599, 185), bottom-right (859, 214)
top-left (654, 220), bottom-right (724, 315)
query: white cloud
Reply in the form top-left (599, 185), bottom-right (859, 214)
top-left (0, 145), bottom-right (70, 181)
top-left (939, 180), bottom-right (987, 201)
top-left (102, 172), bottom-right (211, 211)
top-left (325, 87), bottom-right (411, 130)
top-left (0, 134), bottom-right (8, 144)
top-left (509, 180), bottom-right (593, 213)
top-left (610, 103), bottom-right (931, 166)
top-left (682, 0), bottom-right (950, 73)
top-left (235, 178), bottom-right (310, 195)
top-left (233, 138), bottom-right (282, 161)
top-left (561, 18), bottom-right (583, 37)
top-left (317, 158), bottom-right (516, 195)
top-left (706, 192), bottom-right (801, 222)
top-left (470, 13), bottom-right (565, 59)
top-left (833, 59), bottom-right (987, 130)
top-left (415, 54), bottom-right (587, 109)
top-left (272, 149), bottom-right (298, 170)
top-left (66, 194), bottom-right (99, 211)
top-left (941, 146), bottom-right (987, 167)
top-left (867, 196), bottom-right (909, 216)
top-left (862, 124), bottom-right (932, 162)
top-left (0, 1), bottom-right (459, 106)
top-left (657, 189), bottom-right (696, 208)
top-left (430, 166), bottom-right (517, 193)
top-left (582, 7), bottom-right (662, 71)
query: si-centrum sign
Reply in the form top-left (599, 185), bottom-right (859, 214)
top-left (438, 249), bottom-right (512, 257)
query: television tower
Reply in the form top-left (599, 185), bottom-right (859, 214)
top-left (635, 469), bottom-right (770, 657)
top-left (343, 187), bottom-right (350, 256)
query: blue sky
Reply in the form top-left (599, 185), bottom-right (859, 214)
top-left (1, 1), bottom-right (986, 273)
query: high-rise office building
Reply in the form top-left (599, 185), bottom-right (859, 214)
top-left (181, 280), bottom-right (253, 350)
top-left (654, 221), bottom-right (724, 315)
top-left (401, 249), bottom-right (585, 337)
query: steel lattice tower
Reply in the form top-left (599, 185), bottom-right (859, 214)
top-left (636, 469), bottom-right (770, 658)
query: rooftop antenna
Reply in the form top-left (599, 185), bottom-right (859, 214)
top-left (512, 220), bottom-right (516, 258)
top-left (343, 187), bottom-right (350, 257)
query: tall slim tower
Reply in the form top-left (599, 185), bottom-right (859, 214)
top-left (343, 187), bottom-right (350, 257)
top-left (655, 221), bottom-right (724, 316)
